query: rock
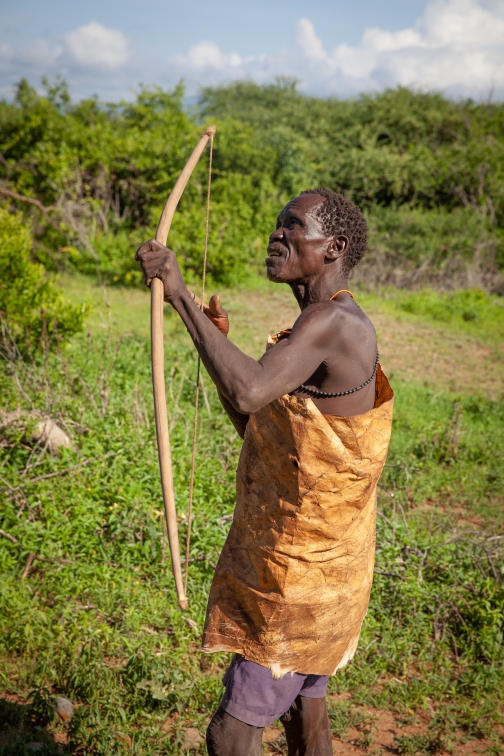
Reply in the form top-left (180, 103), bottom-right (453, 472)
top-left (55, 696), bottom-right (74, 723)
top-left (32, 418), bottom-right (72, 456)
top-left (0, 410), bottom-right (71, 456)
top-left (183, 728), bottom-right (205, 749)
top-left (115, 733), bottom-right (132, 748)
top-left (25, 745), bottom-right (43, 752)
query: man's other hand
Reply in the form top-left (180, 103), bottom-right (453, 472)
top-left (135, 239), bottom-right (185, 301)
top-left (189, 291), bottom-right (229, 337)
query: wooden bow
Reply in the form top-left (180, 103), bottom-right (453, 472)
top-left (151, 124), bottom-right (216, 610)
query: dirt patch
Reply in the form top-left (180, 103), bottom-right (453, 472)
top-left (370, 310), bottom-right (504, 400)
top-left (262, 699), bottom-right (504, 754)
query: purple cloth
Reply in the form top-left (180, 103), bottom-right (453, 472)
top-left (220, 654), bottom-right (329, 727)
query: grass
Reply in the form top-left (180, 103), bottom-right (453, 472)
top-left (1, 275), bottom-right (503, 754)
top-left (60, 273), bottom-right (504, 344)
top-left (361, 287), bottom-right (504, 345)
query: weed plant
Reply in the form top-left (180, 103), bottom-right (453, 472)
top-left (0, 324), bottom-right (503, 753)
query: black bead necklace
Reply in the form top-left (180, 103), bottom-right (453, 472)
top-left (298, 350), bottom-right (379, 398)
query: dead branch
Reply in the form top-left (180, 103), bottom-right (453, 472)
top-left (375, 569), bottom-right (405, 580)
top-left (0, 186), bottom-right (55, 215)
top-left (0, 186), bottom-right (64, 236)
top-left (377, 483), bottom-right (395, 498)
top-left (0, 528), bottom-right (19, 544)
top-left (21, 551), bottom-right (75, 579)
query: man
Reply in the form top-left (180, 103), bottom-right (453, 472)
top-left (136, 188), bottom-right (394, 756)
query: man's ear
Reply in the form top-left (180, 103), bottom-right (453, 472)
top-left (325, 235), bottom-right (349, 261)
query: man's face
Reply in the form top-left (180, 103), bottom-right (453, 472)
top-left (265, 194), bottom-right (330, 283)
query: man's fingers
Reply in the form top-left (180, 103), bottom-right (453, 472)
top-left (142, 262), bottom-right (162, 278)
top-left (136, 250), bottom-right (166, 263)
top-left (135, 239), bottom-right (155, 260)
top-left (187, 287), bottom-right (203, 308)
top-left (135, 239), bottom-right (169, 260)
top-left (188, 289), bottom-right (226, 317)
top-left (187, 289), bottom-right (229, 334)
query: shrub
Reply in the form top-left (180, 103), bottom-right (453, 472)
top-left (0, 207), bottom-right (86, 351)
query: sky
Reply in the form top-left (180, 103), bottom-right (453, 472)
top-left (1, 0), bottom-right (503, 102)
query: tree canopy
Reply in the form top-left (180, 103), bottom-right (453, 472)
top-left (0, 78), bottom-right (502, 290)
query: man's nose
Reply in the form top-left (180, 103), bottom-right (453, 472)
top-left (269, 228), bottom-right (284, 242)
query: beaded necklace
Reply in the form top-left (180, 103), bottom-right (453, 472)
top-left (297, 288), bottom-right (379, 399)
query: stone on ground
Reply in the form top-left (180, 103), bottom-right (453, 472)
top-left (55, 696), bottom-right (74, 723)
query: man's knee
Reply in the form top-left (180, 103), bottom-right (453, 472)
top-left (206, 706), bottom-right (263, 756)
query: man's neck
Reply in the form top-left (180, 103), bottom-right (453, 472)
top-left (289, 277), bottom-right (350, 311)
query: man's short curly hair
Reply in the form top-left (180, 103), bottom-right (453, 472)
top-left (300, 188), bottom-right (368, 274)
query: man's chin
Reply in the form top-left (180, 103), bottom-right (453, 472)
top-left (266, 270), bottom-right (285, 283)
top-left (265, 261), bottom-right (286, 283)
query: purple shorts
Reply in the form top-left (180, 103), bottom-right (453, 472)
top-left (220, 654), bottom-right (329, 727)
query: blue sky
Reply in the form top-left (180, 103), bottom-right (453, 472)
top-left (1, 0), bottom-right (503, 101)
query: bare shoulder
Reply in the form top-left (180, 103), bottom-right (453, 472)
top-left (290, 299), bottom-right (375, 349)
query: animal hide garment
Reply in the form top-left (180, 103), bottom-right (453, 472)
top-left (202, 361), bottom-right (394, 677)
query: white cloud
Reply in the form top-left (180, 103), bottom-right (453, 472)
top-left (174, 41), bottom-right (243, 71)
top-left (0, 1), bottom-right (503, 101)
top-left (171, 0), bottom-right (504, 98)
top-left (0, 22), bottom-right (129, 79)
top-left (296, 19), bottom-right (326, 61)
top-left (62, 22), bottom-right (129, 70)
top-left (328, 0), bottom-right (504, 93)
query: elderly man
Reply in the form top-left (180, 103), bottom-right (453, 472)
top-left (137, 188), bottom-right (394, 756)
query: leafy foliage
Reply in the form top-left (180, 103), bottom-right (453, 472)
top-left (200, 81), bottom-right (504, 216)
top-left (0, 80), bottom-right (279, 287)
top-left (0, 78), bottom-right (503, 290)
top-left (356, 206), bottom-right (503, 291)
top-left (0, 207), bottom-right (86, 351)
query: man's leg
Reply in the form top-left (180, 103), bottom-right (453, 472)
top-left (280, 695), bottom-right (333, 756)
top-left (206, 706), bottom-right (264, 756)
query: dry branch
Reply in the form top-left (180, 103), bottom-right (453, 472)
top-left (0, 528), bottom-right (19, 544)
top-left (0, 186), bottom-right (55, 215)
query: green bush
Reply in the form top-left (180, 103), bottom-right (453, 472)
top-left (352, 206), bottom-right (503, 291)
top-left (1, 79), bottom-right (503, 290)
top-left (0, 207), bottom-right (86, 351)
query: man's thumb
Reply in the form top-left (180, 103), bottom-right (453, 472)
top-left (209, 294), bottom-right (227, 318)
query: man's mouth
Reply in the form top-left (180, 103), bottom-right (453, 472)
top-left (266, 245), bottom-right (284, 257)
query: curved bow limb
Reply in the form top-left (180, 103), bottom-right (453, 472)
top-left (151, 124), bottom-right (216, 610)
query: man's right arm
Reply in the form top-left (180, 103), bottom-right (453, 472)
top-left (136, 241), bottom-right (335, 415)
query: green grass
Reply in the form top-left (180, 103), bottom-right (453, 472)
top-left (60, 272), bottom-right (504, 353)
top-left (358, 287), bottom-right (504, 346)
top-left (1, 279), bottom-right (503, 754)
